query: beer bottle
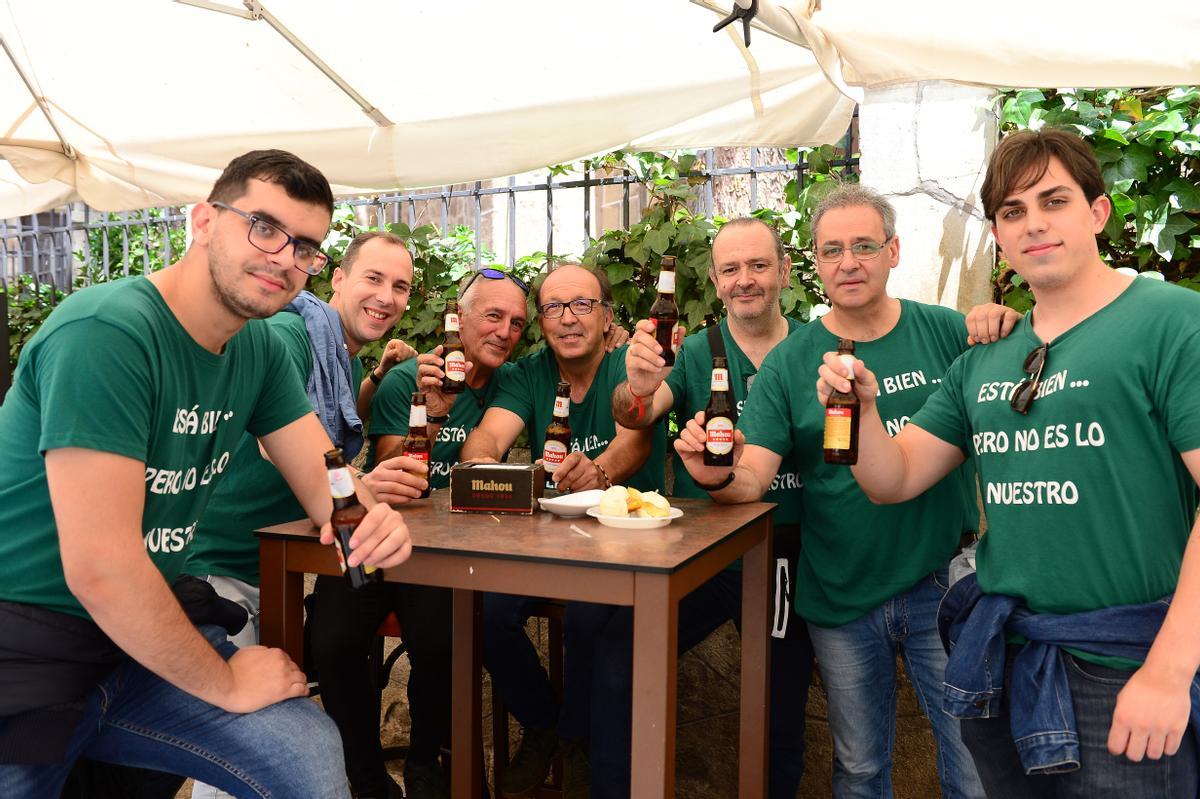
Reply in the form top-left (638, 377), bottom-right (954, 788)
top-left (441, 298), bottom-right (467, 394)
top-left (542, 381), bottom-right (572, 490)
top-left (823, 339), bottom-right (860, 465)
top-left (649, 255), bottom-right (681, 367)
top-left (403, 392), bottom-right (432, 499)
top-left (324, 448), bottom-right (382, 589)
top-left (704, 356), bottom-right (736, 467)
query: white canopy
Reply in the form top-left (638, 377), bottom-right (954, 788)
top-left (0, 0), bottom-right (854, 218)
top-left (723, 0), bottom-right (1200, 93)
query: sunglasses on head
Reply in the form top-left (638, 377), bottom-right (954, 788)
top-left (1010, 342), bottom-right (1049, 415)
top-left (460, 267), bottom-right (530, 297)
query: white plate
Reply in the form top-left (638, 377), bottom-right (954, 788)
top-left (538, 489), bottom-right (606, 517)
top-left (585, 506), bottom-right (684, 529)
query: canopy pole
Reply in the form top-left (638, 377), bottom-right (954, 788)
top-left (173, 0), bottom-right (393, 126)
top-left (0, 34), bottom-right (75, 159)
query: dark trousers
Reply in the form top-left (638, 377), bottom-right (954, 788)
top-left (308, 575), bottom-right (453, 796)
top-left (960, 646), bottom-right (1199, 798)
top-left (481, 594), bottom-right (617, 741)
top-left (589, 569), bottom-right (814, 799)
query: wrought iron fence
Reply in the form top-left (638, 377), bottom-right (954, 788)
top-left (2, 142), bottom-right (858, 306)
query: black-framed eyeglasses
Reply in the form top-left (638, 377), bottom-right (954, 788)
top-left (1010, 342), bottom-right (1049, 415)
top-left (211, 201), bottom-right (330, 276)
top-left (815, 237), bottom-right (894, 264)
top-left (461, 267), bottom-right (530, 297)
top-left (538, 297), bottom-right (612, 319)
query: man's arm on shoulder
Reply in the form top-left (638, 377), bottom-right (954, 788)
top-left (1106, 448), bottom-right (1200, 762)
top-left (461, 406), bottom-right (526, 462)
top-left (965, 303), bottom-right (1024, 346)
top-left (48, 448), bottom-right (307, 713)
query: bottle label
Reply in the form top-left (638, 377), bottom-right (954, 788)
top-left (553, 396), bottom-right (570, 417)
top-left (542, 440), bottom-right (569, 471)
top-left (444, 313), bottom-right (460, 332)
top-left (710, 368), bottom-right (729, 391)
top-left (328, 466), bottom-right (355, 499)
top-left (405, 449), bottom-right (430, 465)
top-left (409, 405), bottom-right (427, 427)
top-left (657, 270), bottom-right (675, 293)
top-left (824, 407), bottom-right (853, 449)
top-left (838, 353), bottom-right (856, 380)
top-left (445, 350), bottom-right (467, 382)
top-left (705, 416), bottom-right (734, 454)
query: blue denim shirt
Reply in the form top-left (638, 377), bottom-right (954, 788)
top-left (938, 573), bottom-right (1200, 775)
top-left (284, 291), bottom-right (364, 460)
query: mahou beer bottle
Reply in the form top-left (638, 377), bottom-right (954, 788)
top-left (441, 299), bottom-right (467, 394)
top-left (823, 339), bottom-right (860, 465)
top-left (404, 392), bottom-right (432, 499)
top-left (542, 381), bottom-right (572, 490)
top-left (324, 448), bottom-right (382, 589)
top-left (650, 255), bottom-right (681, 367)
top-left (704, 356), bottom-right (735, 467)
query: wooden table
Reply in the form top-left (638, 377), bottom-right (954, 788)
top-left (256, 491), bottom-right (774, 798)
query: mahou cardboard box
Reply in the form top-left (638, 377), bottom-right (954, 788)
top-left (449, 463), bottom-right (545, 514)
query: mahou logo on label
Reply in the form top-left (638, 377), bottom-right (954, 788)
top-left (445, 351), bottom-right (467, 380)
top-left (705, 417), bottom-right (734, 454)
top-left (543, 440), bottom-right (568, 468)
top-left (553, 396), bottom-right (570, 416)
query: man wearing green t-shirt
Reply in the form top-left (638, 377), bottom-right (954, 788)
top-left (185, 229), bottom-right (425, 799)
top-left (0, 150), bottom-right (412, 798)
top-left (461, 263), bottom-right (665, 798)
top-left (820, 130), bottom-right (1200, 796)
top-left (306, 266), bottom-right (531, 799)
top-left (589, 218), bottom-right (812, 798)
top-left (676, 186), bottom-right (1006, 799)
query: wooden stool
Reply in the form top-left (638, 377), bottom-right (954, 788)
top-left (491, 600), bottom-right (565, 798)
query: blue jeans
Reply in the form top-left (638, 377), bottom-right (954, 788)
top-left (960, 647), bottom-right (1199, 798)
top-left (807, 569), bottom-right (984, 799)
top-left (482, 594), bottom-right (616, 740)
top-left (589, 569), bottom-right (814, 799)
top-left (0, 625), bottom-right (349, 799)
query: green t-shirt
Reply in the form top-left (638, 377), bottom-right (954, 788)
top-left (0, 277), bottom-right (311, 618)
top-left (369, 359), bottom-right (515, 488)
top-left (185, 312), bottom-right (361, 586)
top-left (739, 300), bottom-right (979, 627)
top-left (491, 346), bottom-right (667, 493)
top-left (665, 317), bottom-right (805, 525)
top-left (912, 279), bottom-right (1200, 633)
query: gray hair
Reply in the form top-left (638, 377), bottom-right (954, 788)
top-left (810, 184), bottom-right (897, 243)
top-left (712, 217), bottom-right (786, 267)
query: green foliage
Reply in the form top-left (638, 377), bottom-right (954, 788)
top-left (8, 144), bottom-right (858, 376)
top-left (995, 87), bottom-right (1200, 309)
top-left (7, 208), bottom-right (186, 374)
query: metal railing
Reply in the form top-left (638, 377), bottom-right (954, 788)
top-left (2, 142), bottom-right (858, 303)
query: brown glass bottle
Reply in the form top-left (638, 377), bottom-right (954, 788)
top-left (704, 356), bottom-right (736, 467)
top-left (823, 338), bottom-right (860, 465)
top-left (649, 255), bottom-right (681, 367)
top-left (403, 392), bottom-right (432, 499)
top-left (324, 448), bottom-right (382, 588)
top-left (542, 381), bottom-right (572, 490)
top-left (441, 299), bottom-right (466, 394)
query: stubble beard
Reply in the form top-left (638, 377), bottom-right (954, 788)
top-left (207, 244), bottom-right (292, 321)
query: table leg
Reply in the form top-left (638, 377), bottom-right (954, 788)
top-left (258, 539), bottom-right (304, 666)
top-left (451, 588), bottom-right (483, 798)
top-left (738, 519), bottom-right (771, 799)
top-left (630, 572), bottom-right (678, 798)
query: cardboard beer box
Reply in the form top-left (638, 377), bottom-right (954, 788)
top-left (450, 462), bottom-right (545, 514)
